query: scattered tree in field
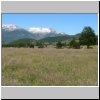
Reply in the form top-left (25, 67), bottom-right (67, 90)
top-left (79, 26), bottom-right (96, 48)
top-left (69, 38), bottom-right (80, 49)
top-left (73, 42), bottom-right (80, 49)
top-left (37, 42), bottom-right (45, 48)
top-left (62, 42), bottom-right (66, 47)
top-left (69, 38), bottom-right (76, 48)
top-left (56, 41), bottom-right (63, 48)
top-left (29, 43), bottom-right (34, 48)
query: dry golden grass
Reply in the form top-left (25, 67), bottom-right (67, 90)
top-left (2, 47), bottom-right (98, 86)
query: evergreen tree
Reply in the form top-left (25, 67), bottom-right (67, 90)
top-left (79, 26), bottom-right (96, 48)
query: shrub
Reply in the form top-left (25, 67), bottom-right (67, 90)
top-left (56, 41), bottom-right (63, 48)
top-left (38, 43), bottom-right (44, 48)
top-left (69, 39), bottom-right (80, 49)
top-left (73, 42), bottom-right (80, 49)
top-left (29, 43), bottom-right (34, 48)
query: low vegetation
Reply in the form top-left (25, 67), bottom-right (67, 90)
top-left (2, 47), bottom-right (98, 86)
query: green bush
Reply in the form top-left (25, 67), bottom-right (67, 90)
top-left (56, 41), bottom-right (63, 48)
top-left (73, 42), bottom-right (80, 49)
top-left (69, 39), bottom-right (80, 49)
top-left (29, 43), bottom-right (34, 48)
top-left (38, 43), bottom-right (45, 48)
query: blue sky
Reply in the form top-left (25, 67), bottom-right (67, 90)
top-left (2, 14), bottom-right (98, 35)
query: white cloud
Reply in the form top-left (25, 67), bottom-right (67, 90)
top-left (28, 27), bottom-right (56, 34)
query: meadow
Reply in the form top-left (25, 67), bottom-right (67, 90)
top-left (2, 47), bottom-right (98, 86)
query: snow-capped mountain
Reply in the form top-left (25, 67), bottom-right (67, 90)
top-left (2, 25), bottom-right (66, 43)
top-left (2, 24), bottom-right (20, 31)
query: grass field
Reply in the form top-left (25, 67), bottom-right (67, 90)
top-left (2, 47), bottom-right (98, 86)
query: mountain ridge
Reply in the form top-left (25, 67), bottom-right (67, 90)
top-left (2, 24), bottom-right (67, 43)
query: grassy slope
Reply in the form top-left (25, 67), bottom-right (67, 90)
top-left (2, 47), bottom-right (98, 86)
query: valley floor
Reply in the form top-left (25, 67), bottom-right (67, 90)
top-left (2, 47), bottom-right (98, 86)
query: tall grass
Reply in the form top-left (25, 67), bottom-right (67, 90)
top-left (2, 47), bottom-right (98, 86)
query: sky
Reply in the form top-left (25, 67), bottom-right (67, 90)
top-left (2, 14), bottom-right (98, 35)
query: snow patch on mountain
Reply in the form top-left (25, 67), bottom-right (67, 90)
top-left (2, 24), bottom-right (20, 31)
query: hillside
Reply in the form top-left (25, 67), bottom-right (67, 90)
top-left (2, 29), bottom-right (36, 43)
top-left (39, 35), bottom-right (74, 43)
top-left (2, 25), bottom-right (66, 43)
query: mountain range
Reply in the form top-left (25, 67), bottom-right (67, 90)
top-left (2, 24), bottom-right (80, 44)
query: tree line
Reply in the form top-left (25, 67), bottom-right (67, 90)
top-left (2, 41), bottom-right (46, 48)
